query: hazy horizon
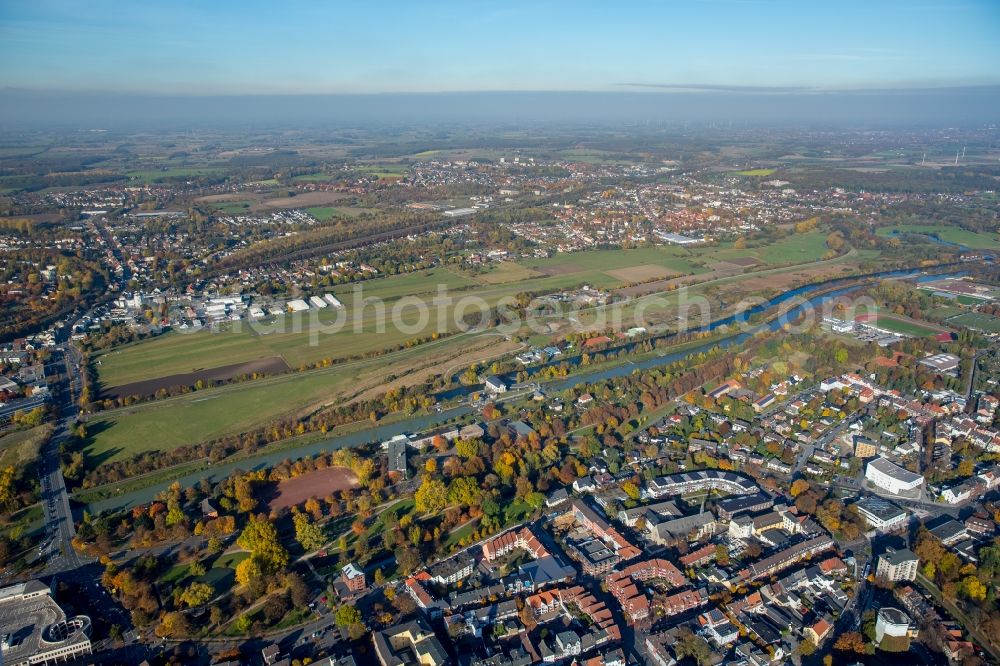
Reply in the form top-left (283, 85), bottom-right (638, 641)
top-left (2, 86), bottom-right (999, 131)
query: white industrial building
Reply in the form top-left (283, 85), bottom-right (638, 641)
top-left (286, 299), bottom-right (310, 312)
top-left (865, 457), bottom-right (924, 495)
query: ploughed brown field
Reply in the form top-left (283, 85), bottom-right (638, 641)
top-left (269, 467), bottom-right (359, 510)
top-left (105, 356), bottom-right (290, 398)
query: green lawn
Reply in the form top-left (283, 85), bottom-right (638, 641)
top-left (292, 173), bottom-right (332, 182)
top-left (0, 425), bottom-right (47, 468)
top-left (97, 231), bottom-right (837, 391)
top-left (96, 330), bottom-right (276, 387)
top-left (745, 231), bottom-right (831, 264)
top-left (84, 366), bottom-right (361, 464)
top-left (927, 304), bottom-right (965, 320)
top-left (158, 563), bottom-right (191, 586)
top-left (945, 311), bottom-right (1000, 333)
top-left (866, 314), bottom-right (942, 337)
top-left (365, 499), bottom-right (415, 540)
top-left (211, 200), bottom-right (254, 214)
top-left (733, 168), bottom-right (776, 177)
top-left (520, 246), bottom-right (705, 275)
top-left (877, 224), bottom-right (1000, 249)
top-left (444, 520), bottom-right (479, 549)
top-left (518, 231), bottom-right (830, 275)
top-left (306, 206), bottom-right (364, 222)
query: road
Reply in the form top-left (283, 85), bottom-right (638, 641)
top-left (39, 347), bottom-right (92, 575)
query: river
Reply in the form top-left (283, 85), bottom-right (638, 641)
top-left (85, 264), bottom-right (970, 514)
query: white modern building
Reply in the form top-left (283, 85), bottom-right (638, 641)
top-left (866, 457), bottom-right (924, 495)
top-left (875, 607), bottom-right (913, 643)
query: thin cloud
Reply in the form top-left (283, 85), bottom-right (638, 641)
top-left (617, 83), bottom-right (811, 93)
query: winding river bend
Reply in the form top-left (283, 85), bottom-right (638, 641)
top-left (86, 264), bottom-right (972, 514)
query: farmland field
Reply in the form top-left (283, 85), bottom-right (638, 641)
top-left (127, 167), bottom-right (225, 183)
top-left (291, 172), bottom-right (332, 182)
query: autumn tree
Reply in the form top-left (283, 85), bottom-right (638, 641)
top-left (179, 581), bottom-right (214, 608)
top-left (237, 514), bottom-right (289, 572)
top-left (414, 477), bottom-right (448, 514)
top-left (292, 511), bottom-right (326, 552)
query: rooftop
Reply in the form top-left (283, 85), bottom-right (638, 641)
top-left (854, 496), bottom-right (907, 521)
top-left (868, 457), bottom-right (924, 484)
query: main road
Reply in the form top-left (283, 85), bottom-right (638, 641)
top-left (40, 347), bottom-right (92, 575)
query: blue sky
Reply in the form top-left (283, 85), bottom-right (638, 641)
top-left (1, 0), bottom-right (998, 94)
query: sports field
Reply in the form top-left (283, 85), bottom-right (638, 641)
top-left (855, 313), bottom-right (945, 337)
top-left (945, 311), bottom-right (1000, 333)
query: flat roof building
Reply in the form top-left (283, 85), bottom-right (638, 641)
top-left (0, 580), bottom-right (92, 666)
top-left (876, 547), bottom-right (919, 582)
top-left (866, 457), bottom-right (924, 495)
top-left (919, 353), bottom-right (961, 373)
top-left (855, 497), bottom-right (908, 532)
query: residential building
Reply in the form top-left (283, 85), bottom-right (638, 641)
top-left (342, 562), bottom-right (367, 594)
top-left (876, 548), bottom-right (919, 582)
top-left (373, 617), bottom-right (449, 666)
top-left (484, 375), bottom-right (508, 394)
